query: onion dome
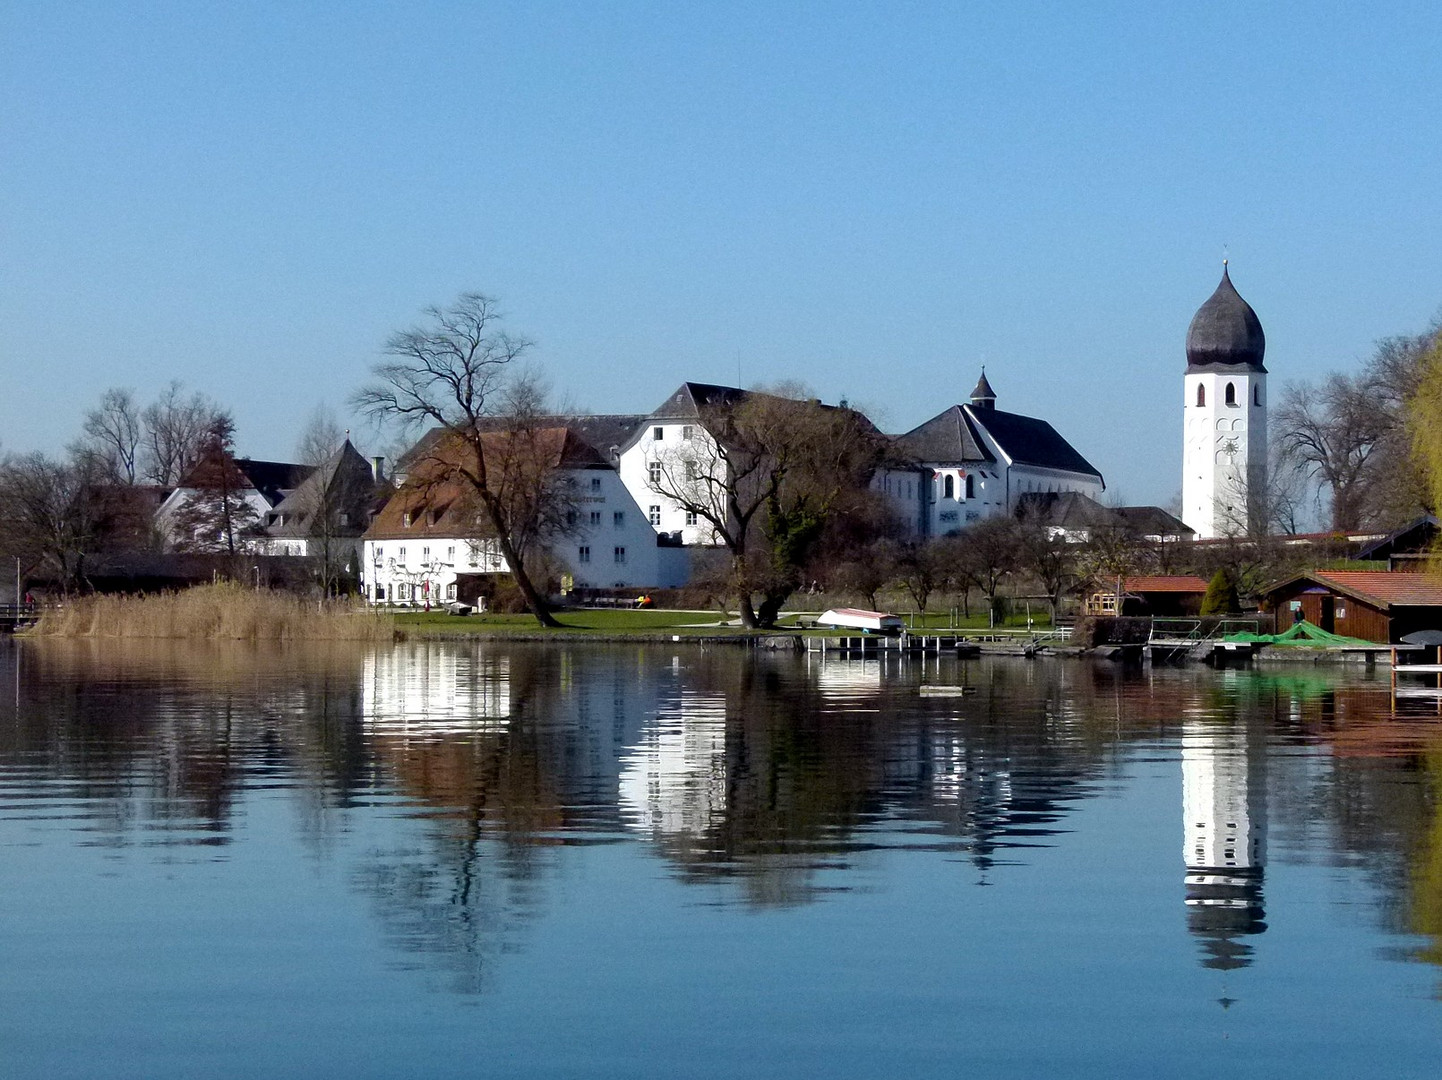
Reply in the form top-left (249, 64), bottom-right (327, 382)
top-left (1185, 264), bottom-right (1266, 372)
top-left (969, 369), bottom-right (996, 408)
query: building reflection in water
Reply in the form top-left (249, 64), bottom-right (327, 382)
top-left (361, 643), bottom-right (510, 738)
top-left (1182, 716), bottom-right (1268, 970)
top-left (618, 690), bottom-right (727, 837)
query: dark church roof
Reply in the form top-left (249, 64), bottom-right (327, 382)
top-left (970, 370), bottom-right (996, 404)
top-left (965, 405), bottom-right (1103, 480)
top-left (1186, 264), bottom-right (1266, 373)
top-left (894, 406), bottom-right (995, 465)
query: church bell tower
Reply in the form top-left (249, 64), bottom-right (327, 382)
top-left (1182, 264), bottom-right (1268, 539)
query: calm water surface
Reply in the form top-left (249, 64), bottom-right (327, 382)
top-left (3, 638), bottom-right (1442, 1078)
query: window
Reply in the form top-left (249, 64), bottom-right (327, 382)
top-left (685, 509), bottom-right (698, 526)
top-left (939, 511), bottom-right (959, 523)
top-left (591, 476), bottom-right (602, 492)
top-left (398, 547), bottom-right (407, 562)
top-left (965, 475), bottom-right (975, 499)
top-left (566, 510), bottom-right (578, 527)
top-left (649, 505), bottom-right (662, 526)
top-left (374, 546), bottom-right (383, 562)
top-left (589, 510), bottom-right (602, 527)
top-left (397, 583), bottom-right (411, 601)
top-left (653, 426), bottom-right (664, 441)
top-left (402, 511), bottom-right (413, 527)
top-left (684, 461), bottom-right (697, 481)
top-left (445, 583), bottom-right (456, 600)
top-left (1225, 382), bottom-right (1236, 406)
top-left (649, 461), bottom-right (662, 484)
top-left (614, 511), bottom-right (625, 528)
top-left (447, 546), bottom-right (455, 563)
top-left (374, 585), bottom-right (386, 601)
top-left (1197, 384), bottom-right (1206, 407)
top-left (614, 546), bottom-right (626, 564)
top-left (422, 546), bottom-right (430, 560)
top-left (578, 545), bottom-right (591, 563)
top-left (943, 475), bottom-right (955, 499)
top-left (682, 425), bottom-right (694, 440)
top-left (1254, 384), bottom-right (1261, 406)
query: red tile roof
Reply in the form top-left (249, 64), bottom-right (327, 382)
top-left (1309, 571), bottom-right (1442, 609)
top-left (1124, 575), bottom-right (1209, 594)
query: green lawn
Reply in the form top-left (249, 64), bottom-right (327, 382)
top-left (394, 605), bottom-right (1059, 636)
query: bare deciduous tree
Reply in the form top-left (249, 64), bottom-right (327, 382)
top-left (0, 451), bottom-right (104, 591)
top-left (352, 293), bottom-right (561, 626)
top-left (645, 387), bottom-right (886, 627)
top-left (77, 388), bottom-right (142, 484)
top-left (142, 381), bottom-right (230, 487)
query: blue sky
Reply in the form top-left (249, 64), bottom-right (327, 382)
top-left (3, 1), bottom-right (1440, 506)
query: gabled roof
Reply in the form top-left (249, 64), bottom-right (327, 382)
top-left (563, 414), bottom-right (648, 459)
top-left (1265, 570), bottom-right (1442, 610)
top-left (964, 404), bottom-right (1103, 480)
top-left (893, 405), bottom-right (994, 465)
top-left (365, 427), bottom-right (607, 542)
top-left (1113, 506), bottom-right (1194, 538)
top-left (266, 441), bottom-right (377, 538)
top-left (649, 382), bottom-right (749, 419)
top-left (1017, 491), bottom-right (1111, 528)
top-left (1356, 515), bottom-right (1440, 561)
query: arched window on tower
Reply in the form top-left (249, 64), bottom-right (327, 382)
top-left (943, 475), bottom-right (955, 500)
top-left (1253, 384), bottom-right (1261, 406)
top-left (965, 474), bottom-right (975, 499)
top-left (1196, 384), bottom-right (1206, 407)
top-left (1225, 382), bottom-right (1237, 406)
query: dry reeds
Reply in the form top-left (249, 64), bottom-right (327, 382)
top-left (32, 583), bottom-right (395, 642)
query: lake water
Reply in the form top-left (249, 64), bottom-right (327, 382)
top-left (2, 638), bottom-right (1441, 1078)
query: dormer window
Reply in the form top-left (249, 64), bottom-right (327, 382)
top-left (402, 511), bottom-right (413, 528)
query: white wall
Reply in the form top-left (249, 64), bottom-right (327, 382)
top-left (360, 466), bottom-right (684, 604)
top-left (1182, 371), bottom-right (1267, 539)
top-left (617, 420), bottom-right (724, 547)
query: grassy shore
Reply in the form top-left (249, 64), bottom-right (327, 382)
top-left (393, 606), bottom-right (1056, 636)
top-left (32, 583), bottom-right (395, 641)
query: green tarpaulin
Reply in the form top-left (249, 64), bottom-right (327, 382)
top-left (1220, 620), bottom-right (1377, 648)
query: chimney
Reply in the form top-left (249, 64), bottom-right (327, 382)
top-left (370, 456), bottom-right (385, 482)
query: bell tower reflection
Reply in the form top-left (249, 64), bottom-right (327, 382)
top-left (1182, 717), bottom-right (1267, 969)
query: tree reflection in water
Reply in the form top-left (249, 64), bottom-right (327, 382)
top-left (7, 637), bottom-right (1442, 992)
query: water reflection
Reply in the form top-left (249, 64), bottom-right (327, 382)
top-left (1182, 718), bottom-right (1267, 970)
top-left (6, 638), bottom-right (1442, 999)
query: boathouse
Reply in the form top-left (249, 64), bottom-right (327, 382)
top-left (1261, 571), bottom-right (1442, 643)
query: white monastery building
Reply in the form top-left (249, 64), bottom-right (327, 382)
top-left (1181, 264), bottom-right (1268, 540)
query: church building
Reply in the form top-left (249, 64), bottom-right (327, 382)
top-left (1182, 264), bottom-right (1268, 539)
top-left (875, 372), bottom-right (1105, 537)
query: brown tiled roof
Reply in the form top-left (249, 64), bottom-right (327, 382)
top-left (364, 427), bottom-right (604, 542)
top-left (1124, 575), bottom-right (1209, 594)
top-left (1310, 571), bottom-right (1442, 609)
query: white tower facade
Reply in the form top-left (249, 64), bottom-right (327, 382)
top-left (1181, 265), bottom-right (1268, 540)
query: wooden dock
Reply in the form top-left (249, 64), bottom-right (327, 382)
top-left (0, 604), bottom-right (38, 633)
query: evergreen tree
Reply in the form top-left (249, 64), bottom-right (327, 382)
top-left (1199, 569), bottom-right (1240, 616)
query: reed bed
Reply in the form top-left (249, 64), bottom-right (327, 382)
top-left (33, 583), bottom-right (395, 642)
